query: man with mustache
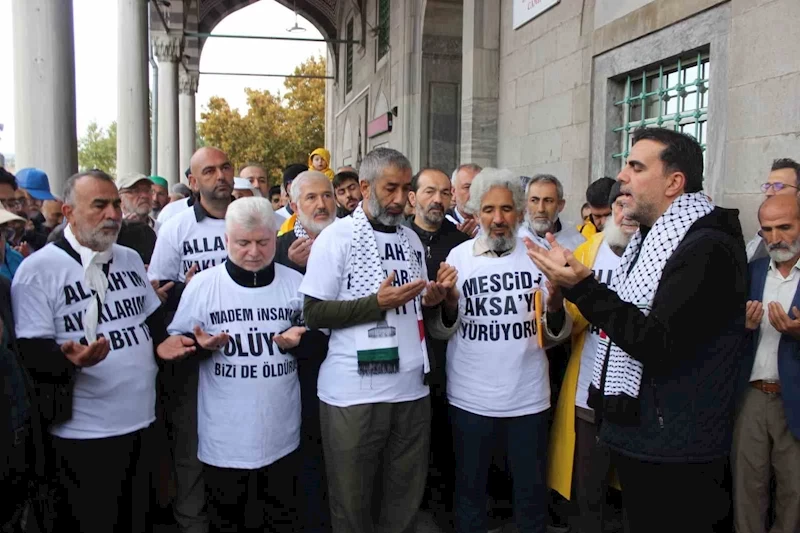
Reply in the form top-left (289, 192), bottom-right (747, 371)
top-left (404, 167), bottom-right (469, 528)
top-left (527, 128), bottom-right (747, 533)
top-left (148, 146), bottom-right (236, 533)
top-left (300, 148), bottom-right (457, 533)
top-left (273, 171), bottom-right (337, 532)
top-left (117, 174), bottom-right (158, 264)
top-left (519, 174), bottom-right (585, 251)
top-left (548, 181), bottom-right (639, 533)
top-left (735, 194), bottom-right (800, 533)
top-left (746, 158), bottom-right (800, 262)
top-left (432, 167), bottom-right (570, 533)
top-left (11, 170), bottom-right (166, 532)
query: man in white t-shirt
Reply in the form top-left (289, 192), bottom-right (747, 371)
top-left (148, 146), bottom-right (235, 533)
top-left (11, 169), bottom-right (164, 533)
top-left (300, 148), bottom-right (458, 533)
top-left (547, 181), bottom-right (639, 533)
top-left (431, 168), bottom-right (571, 533)
top-left (518, 174), bottom-right (586, 251)
top-left (158, 197), bottom-right (311, 533)
top-left (157, 168), bottom-right (195, 229)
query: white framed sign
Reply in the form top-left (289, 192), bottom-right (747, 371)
top-left (513, 0), bottom-right (559, 29)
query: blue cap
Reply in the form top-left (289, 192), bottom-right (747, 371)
top-left (16, 168), bottom-right (56, 201)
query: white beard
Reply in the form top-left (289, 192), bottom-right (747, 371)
top-left (603, 216), bottom-right (635, 253)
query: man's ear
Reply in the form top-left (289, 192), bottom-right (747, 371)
top-left (408, 191), bottom-right (417, 208)
top-left (290, 201), bottom-right (298, 213)
top-left (557, 199), bottom-right (566, 214)
top-left (665, 172), bottom-right (687, 198)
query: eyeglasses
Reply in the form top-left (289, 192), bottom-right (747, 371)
top-left (761, 182), bottom-right (799, 193)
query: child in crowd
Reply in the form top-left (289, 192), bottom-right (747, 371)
top-left (309, 148), bottom-right (335, 179)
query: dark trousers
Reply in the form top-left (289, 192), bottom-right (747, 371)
top-left (573, 416), bottom-right (614, 533)
top-left (612, 451), bottom-right (730, 533)
top-left (451, 406), bottom-right (550, 533)
top-left (51, 425), bottom-right (153, 533)
top-left (203, 450), bottom-right (300, 533)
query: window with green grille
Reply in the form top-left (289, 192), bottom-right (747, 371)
top-left (612, 53), bottom-right (710, 164)
top-left (377, 0), bottom-right (390, 60)
top-left (346, 19), bottom-right (354, 93)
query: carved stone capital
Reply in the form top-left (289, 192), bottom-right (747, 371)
top-left (179, 71), bottom-right (200, 95)
top-left (152, 35), bottom-right (183, 62)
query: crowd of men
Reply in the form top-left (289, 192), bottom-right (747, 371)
top-left (1, 127), bottom-right (799, 533)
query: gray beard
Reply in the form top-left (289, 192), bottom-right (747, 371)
top-left (525, 211), bottom-right (555, 237)
top-left (297, 209), bottom-right (335, 235)
top-left (768, 239), bottom-right (800, 263)
top-left (367, 191), bottom-right (403, 226)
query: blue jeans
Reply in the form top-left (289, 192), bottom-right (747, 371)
top-left (450, 406), bottom-right (549, 533)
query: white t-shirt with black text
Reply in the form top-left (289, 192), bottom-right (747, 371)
top-left (445, 240), bottom-right (550, 417)
top-left (575, 239), bottom-right (620, 410)
top-left (299, 217), bottom-right (429, 408)
top-left (156, 196), bottom-right (191, 231)
top-left (148, 203), bottom-right (227, 283)
top-left (168, 262), bottom-right (304, 469)
top-left (12, 243), bottom-right (161, 439)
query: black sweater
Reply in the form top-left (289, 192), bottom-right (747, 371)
top-left (564, 207), bottom-right (747, 462)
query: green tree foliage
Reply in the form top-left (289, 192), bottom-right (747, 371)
top-left (198, 55), bottom-right (326, 183)
top-left (78, 121), bottom-right (117, 174)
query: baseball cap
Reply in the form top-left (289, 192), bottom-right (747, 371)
top-left (116, 173), bottom-right (152, 191)
top-left (16, 168), bottom-right (56, 200)
top-left (234, 177), bottom-right (262, 197)
top-left (149, 176), bottom-right (168, 189)
top-left (0, 207), bottom-right (25, 225)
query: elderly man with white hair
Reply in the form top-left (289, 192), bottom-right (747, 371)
top-left (158, 196), bottom-right (311, 533)
top-left (275, 170), bottom-right (337, 274)
top-left (433, 167), bottom-right (571, 533)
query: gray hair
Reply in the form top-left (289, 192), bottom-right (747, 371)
top-left (172, 183), bottom-right (192, 196)
top-left (290, 170), bottom-right (334, 204)
top-left (63, 170), bottom-right (115, 207)
top-left (464, 168), bottom-right (527, 215)
top-left (359, 148), bottom-right (412, 185)
top-left (527, 174), bottom-right (564, 201)
top-left (225, 196), bottom-right (277, 234)
top-left (451, 163), bottom-right (483, 186)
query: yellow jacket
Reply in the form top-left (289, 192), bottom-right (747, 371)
top-left (577, 218), bottom-right (597, 240)
top-left (309, 148), bottom-right (335, 180)
top-left (546, 232), bottom-right (620, 499)
top-left (278, 213), bottom-right (296, 236)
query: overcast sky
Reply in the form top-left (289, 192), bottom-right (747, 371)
top-left (0, 0), bottom-right (326, 156)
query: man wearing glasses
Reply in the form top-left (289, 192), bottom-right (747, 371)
top-left (748, 159), bottom-right (800, 261)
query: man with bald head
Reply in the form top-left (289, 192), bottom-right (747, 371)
top-left (736, 194), bottom-right (800, 533)
top-left (148, 146), bottom-right (235, 533)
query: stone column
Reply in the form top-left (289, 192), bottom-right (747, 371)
top-left (12, 0), bottom-right (78, 195)
top-left (460, 0), bottom-right (500, 167)
top-left (153, 35), bottom-right (182, 186)
top-left (179, 71), bottom-right (199, 180)
top-left (117, 0), bottom-right (150, 181)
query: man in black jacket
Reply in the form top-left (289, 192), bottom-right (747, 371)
top-left (404, 168), bottom-right (468, 529)
top-left (528, 128), bottom-right (747, 533)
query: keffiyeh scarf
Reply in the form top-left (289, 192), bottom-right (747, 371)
top-left (591, 193), bottom-right (713, 402)
top-left (349, 204), bottom-right (428, 375)
top-left (64, 225), bottom-right (113, 344)
top-left (293, 217), bottom-right (309, 240)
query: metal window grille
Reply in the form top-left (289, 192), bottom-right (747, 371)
top-left (346, 19), bottom-right (354, 93)
top-left (612, 52), bottom-right (710, 164)
top-left (377, 0), bottom-right (390, 59)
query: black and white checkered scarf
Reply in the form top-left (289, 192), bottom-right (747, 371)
top-left (591, 192), bottom-right (713, 399)
top-left (348, 203), bottom-right (421, 298)
top-left (293, 217), bottom-right (308, 240)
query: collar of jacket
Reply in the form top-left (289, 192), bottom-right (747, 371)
top-left (225, 258), bottom-right (276, 287)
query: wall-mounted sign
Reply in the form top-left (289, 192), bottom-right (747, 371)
top-left (367, 112), bottom-right (393, 138)
top-left (513, 0), bottom-right (559, 30)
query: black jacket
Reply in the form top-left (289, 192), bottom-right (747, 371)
top-left (403, 218), bottom-right (469, 280)
top-left (275, 231), bottom-right (305, 275)
top-left (564, 207), bottom-right (747, 462)
top-left (403, 218), bottom-right (469, 387)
